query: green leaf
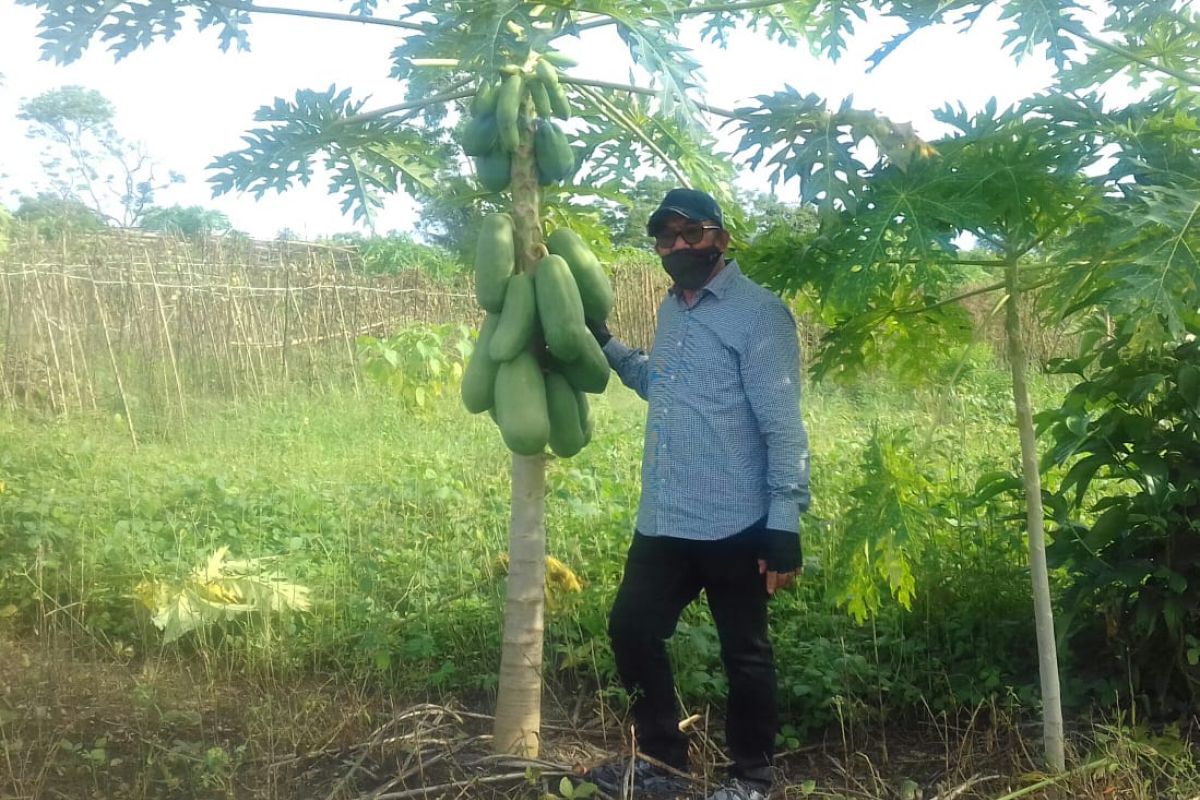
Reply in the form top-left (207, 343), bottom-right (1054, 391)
top-left (207, 86), bottom-right (440, 226)
top-left (1085, 506), bottom-right (1128, 552)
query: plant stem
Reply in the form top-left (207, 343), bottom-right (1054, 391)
top-left (573, 84), bottom-right (691, 187)
top-left (1065, 24), bottom-right (1200, 88)
top-left (1005, 253), bottom-right (1066, 772)
top-left (559, 76), bottom-right (736, 118)
top-left (232, 2), bottom-right (429, 32)
top-left (576, 0), bottom-right (785, 29)
top-left (331, 82), bottom-right (475, 128)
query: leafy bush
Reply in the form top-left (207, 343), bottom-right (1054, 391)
top-left (333, 231), bottom-right (466, 280)
top-left (1041, 330), bottom-right (1200, 713)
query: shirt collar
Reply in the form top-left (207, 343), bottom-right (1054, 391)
top-left (668, 258), bottom-right (741, 301)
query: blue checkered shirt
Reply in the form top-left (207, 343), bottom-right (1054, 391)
top-left (602, 260), bottom-right (811, 541)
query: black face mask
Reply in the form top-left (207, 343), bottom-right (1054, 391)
top-left (661, 246), bottom-right (722, 290)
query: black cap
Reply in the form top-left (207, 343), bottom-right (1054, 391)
top-left (646, 188), bottom-right (724, 234)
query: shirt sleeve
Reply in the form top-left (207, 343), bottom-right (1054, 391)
top-left (739, 299), bottom-right (811, 532)
top-left (602, 338), bottom-right (650, 401)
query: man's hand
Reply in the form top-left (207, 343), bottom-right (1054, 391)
top-left (586, 317), bottom-right (612, 346)
top-left (757, 561), bottom-right (797, 595)
top-left (759, 529), bottom-right (802, 596)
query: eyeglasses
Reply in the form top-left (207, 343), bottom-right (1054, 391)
top-left (652, 224), bottom-right (721, 250)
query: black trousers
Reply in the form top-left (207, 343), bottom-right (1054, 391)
top-left (608, 522), bottom-right (777, 783)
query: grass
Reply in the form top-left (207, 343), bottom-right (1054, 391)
top-left (1, 360), bottom-right (1197, 797)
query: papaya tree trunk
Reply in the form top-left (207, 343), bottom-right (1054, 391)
top-left (1004, 256), bottom-right (1066, 771)
top-left (493, 103), bottom-right (546, 756)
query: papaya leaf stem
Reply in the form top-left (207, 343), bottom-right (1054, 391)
top-left (573, 83), bottom-right (691, 187)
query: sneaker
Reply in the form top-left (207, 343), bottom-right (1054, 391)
top-left (707, 778), bottom-right (770, 800)
top-left (586, 757), bottom-right (690, 796)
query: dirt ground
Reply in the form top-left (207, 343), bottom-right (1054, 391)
top-left (0, 634), bottom-right (1183, 800)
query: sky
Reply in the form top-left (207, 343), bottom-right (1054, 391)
top-left (0, 2), bottom-right (1061, 241)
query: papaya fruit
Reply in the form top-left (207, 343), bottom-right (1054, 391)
top-left (534, 120), bottom-right (574, 184)
top-left (545, 371), bottom-right (586, 457)
top-left (494, 352), bottom-right (550, 455)
top-left (533, 253), bottom-right (587, 361)
top-left (546, 228), bottom-right (612, 321)
top-left (555, 332), bottom-right (610, 394)
top-left (471, 79), bottom-right (500, 116)
top-left (541, 51), bottom-right (579, 68)
top-left (535, 59), bottom-right (571, 119)
top-left (577, 389), bottom-right (594, 444)
top-left (474, 213), bottom-right (514, 312)
top-left (461, 314), bottom-right (501, 414)
top-left (489, 273), bottom-right (537, 362)
top-left (475, 149), bottom-right (512, 192)
top-left (496, 73), bottom-right (524, 152)
top-left (529, 79), bottom-right (554, 119)
top-left (461, 113), bottom-right (499, 157)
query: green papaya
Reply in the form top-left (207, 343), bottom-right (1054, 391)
top-left (541, 51), bottom-right (579, 68)
top-left (475, 149), bottom-right (512, 192)
top-left (494, 352), bottom-right (550, 455)
top-left (533, 253), bottom-right (587, 362)
top-left (489, 273), bottom-right (537, 362)
top-left (545, 371), bottom-right (586, 457)
top-left (534, 120), bottom-right (574, 184)
top-left (461, 113), bottom-right (499, 157)
top-left (529, 79), bottom-right (554, 119)
top-left (555, 332), bottom-right (610, 394)
top-left (546, 228), bottom-right (613, 322)
top-left (577, 389), bottom-right (594, 444)
top-left (474, 213), bottom-right (513, 312)
top-left (535, 59), bottom-right (571, 119)
top-left (471, 79), bottom-right (500, 116)
top-left (496, 73), bottom-right (524, 152)
top-left (461, 314), bottom-right (501, 414)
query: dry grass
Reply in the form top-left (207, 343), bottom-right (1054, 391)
top-left (3, 631), bottom-right (1197, 800)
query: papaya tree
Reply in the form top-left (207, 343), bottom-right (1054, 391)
top-left (20, 0), bottom-right (930, 756)
top-left (735, 0), bottom-right (1199, 770)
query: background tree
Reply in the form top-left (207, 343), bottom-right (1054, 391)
top-left (14, 192), bottom-right (106, 239)
top-left (733, 0), bottom-right (1200, 769)
top-left (19, 85), bottom-right (182, 227)
top-left (140, 204), bottom-right (236, 238)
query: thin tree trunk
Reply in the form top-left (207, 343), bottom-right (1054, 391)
top-left (493, 97), bottom-right (547, 757)
top-left (1004, 256), bottom-right (1065, 771)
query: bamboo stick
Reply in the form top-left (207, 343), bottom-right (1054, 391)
top-left (89, 271), bottom-right (137, 447)
top-left (148, 256), bottom-right (188, 427)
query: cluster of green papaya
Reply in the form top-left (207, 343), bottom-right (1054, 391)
top-left (460, 55), bottom-right (576, 192)
top-left (461, 213), bottom-right (615, 458)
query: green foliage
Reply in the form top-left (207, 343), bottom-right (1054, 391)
top-left (1041, 330), bottom-right (1200, 712)
top-left (332, 231), bottom-right (466, 280)
top-left (14, 192), bottom-right (106, 238)
top-left (140, 204), bottom-right (235, 238)
top-left (207, 86), bottom-right (442, 227)
top-left (834, 427), bottom-right (939, 623)
top-left (0, 357), bottom-right (1069, 726)
top-left (356, 323), bottom-right (472, 410)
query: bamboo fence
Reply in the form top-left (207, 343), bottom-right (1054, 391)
top-left (1, 229), bottom-right (1050, 441)
top-left (0, 231), bottom-right (695, 436)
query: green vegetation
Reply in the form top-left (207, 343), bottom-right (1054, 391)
top-left (0, 340), bottom-right (1070, 728)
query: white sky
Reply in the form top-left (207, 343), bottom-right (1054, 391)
top-left (0, 2), bottom-right (1059, 240)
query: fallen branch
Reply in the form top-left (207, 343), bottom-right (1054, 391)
top-left (367, 769), bottom-right (575, 799)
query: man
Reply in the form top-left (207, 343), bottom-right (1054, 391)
top-left (587, 188), bottom-right (811, 800)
